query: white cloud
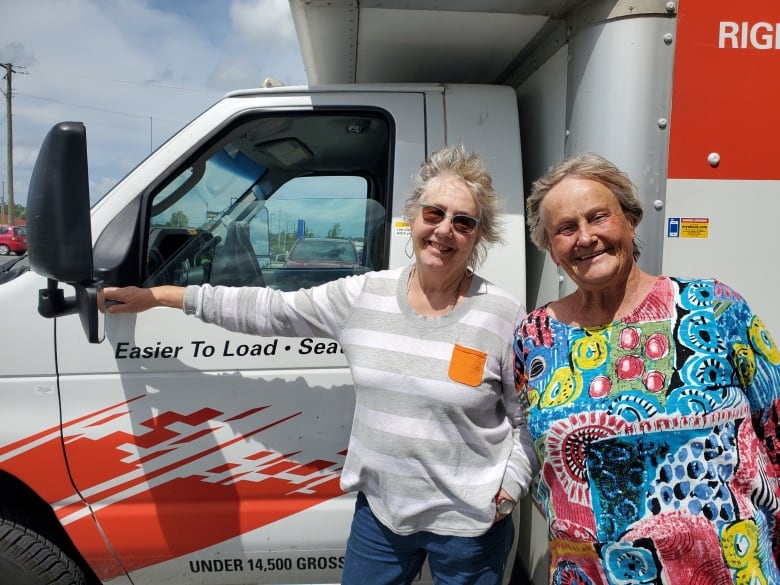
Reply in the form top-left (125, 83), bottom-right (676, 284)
top-left (230, 0), bottom-right (298, 45)
top-left (0, 0), bottom-right (305, 208)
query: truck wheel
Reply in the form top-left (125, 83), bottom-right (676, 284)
top-left (0, 516), bottom-right (87, 585)
top-left (0, 244), bottom-right (9, 255)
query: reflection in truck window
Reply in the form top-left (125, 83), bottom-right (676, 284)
top-left (143, 111), bottom-right (392, 289)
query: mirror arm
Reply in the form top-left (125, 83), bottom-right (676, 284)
top-left (38, 278), bottom-right (78, 318)
top-left (38, 278), bottom-right (103, 343)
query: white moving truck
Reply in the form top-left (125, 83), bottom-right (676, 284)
top-left (2, 1), bottom-right (779, 584)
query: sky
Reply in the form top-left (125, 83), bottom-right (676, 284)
top-left (0, 0), bottom-right (307, 211)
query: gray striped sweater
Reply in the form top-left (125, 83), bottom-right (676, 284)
top-left (183, 265), bottom-right (538, 537)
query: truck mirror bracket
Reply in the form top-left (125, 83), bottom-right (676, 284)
top-left (38, 278), bottom-right (103, 344)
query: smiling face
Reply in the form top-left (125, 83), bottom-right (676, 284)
top-left (542, 176), bottom-right (637, 290)
top-left (412, 172), bottom-right (480, 276)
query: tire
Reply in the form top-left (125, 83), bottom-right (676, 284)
top-left (0, 516), bottom-right (87, 585)
top-left (0, 244), bottom-right (9, 255)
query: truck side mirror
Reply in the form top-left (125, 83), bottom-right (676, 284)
top-left (27, 121), bottom-right (102, 343)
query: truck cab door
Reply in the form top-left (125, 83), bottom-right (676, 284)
top-left (52, 91), bottom-right (427, 583)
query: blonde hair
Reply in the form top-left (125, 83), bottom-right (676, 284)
top-left (526, 152), bottom-right (644, 260)
top-left (403, 144), bottom-right (503, 268)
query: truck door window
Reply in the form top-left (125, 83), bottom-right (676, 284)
top-left (144, 112), bottom-right (391, 289)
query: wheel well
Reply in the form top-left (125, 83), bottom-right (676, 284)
top-left (0, 471), bottom-right (102, 585)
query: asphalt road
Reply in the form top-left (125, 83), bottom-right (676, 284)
top-left (0, 255), bottom-right (21, 268)
top-left (0, 254), bottom-right (28, 276)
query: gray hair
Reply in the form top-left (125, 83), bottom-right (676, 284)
top-left (526, 152), bottom-right (644, 260)
top-left (403, 144), bottom-right (503, 268)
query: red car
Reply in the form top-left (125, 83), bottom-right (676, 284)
top-left (0, 225), bottom-right (27, 255)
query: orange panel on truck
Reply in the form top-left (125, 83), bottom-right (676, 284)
top-left (669, 0), bottom-right (780, 180)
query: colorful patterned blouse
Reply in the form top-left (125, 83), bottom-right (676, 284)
top-left (513, 276), bottom-right (780, 584)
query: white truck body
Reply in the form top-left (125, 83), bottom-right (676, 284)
top-left (2, 1), bottom-right (779, 584)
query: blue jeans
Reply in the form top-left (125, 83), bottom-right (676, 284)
top-left (341, 492), bottom-right (515, 585)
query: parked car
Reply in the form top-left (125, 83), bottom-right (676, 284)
top-left (0, 225), bottom-right (27, 255)
top-left (283, 237), bottom-right (360, 268)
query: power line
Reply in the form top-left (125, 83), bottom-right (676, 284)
top-left (16, 91), bottom-right (185, 125)
top-left (66, 72), bottom-right (218, 94)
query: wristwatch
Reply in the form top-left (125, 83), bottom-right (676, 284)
top-left (496, 497), bottom-right (515, 516)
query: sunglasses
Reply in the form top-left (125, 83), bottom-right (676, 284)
top-left (419, 203), bottom-right (481, 234)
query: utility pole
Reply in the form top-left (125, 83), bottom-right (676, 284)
top-left (2, 63), bottom-right (16, 226)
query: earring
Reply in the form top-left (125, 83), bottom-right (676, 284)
top-left (405, 236), bottom-right (414, 259)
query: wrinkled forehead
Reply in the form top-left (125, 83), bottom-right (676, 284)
top-left (541, 177), bottom-right (621, 216)
top-left (420, 173), bottom-right (481, 213)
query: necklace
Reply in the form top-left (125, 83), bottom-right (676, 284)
top-left (406, 266), bottom-right (469, 311)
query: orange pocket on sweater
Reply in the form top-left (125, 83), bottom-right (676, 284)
top-left (448, 344), bottom-right (487, 387)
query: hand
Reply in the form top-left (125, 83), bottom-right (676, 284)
top-left (100, 285), bottom-right (186, 314)
top-left (494, 488), bottom-right (515, 522)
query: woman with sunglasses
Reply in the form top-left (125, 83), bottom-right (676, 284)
top-left (101, 144), bottom-right (538, 585)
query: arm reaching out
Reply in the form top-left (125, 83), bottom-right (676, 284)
top-left (101, 285), bottom-right (186, 314)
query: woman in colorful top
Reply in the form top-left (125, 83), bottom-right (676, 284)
top-left (103, 144), bottom-right (538, 585)
top-left (513, 152), bottom-right (780, 584)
